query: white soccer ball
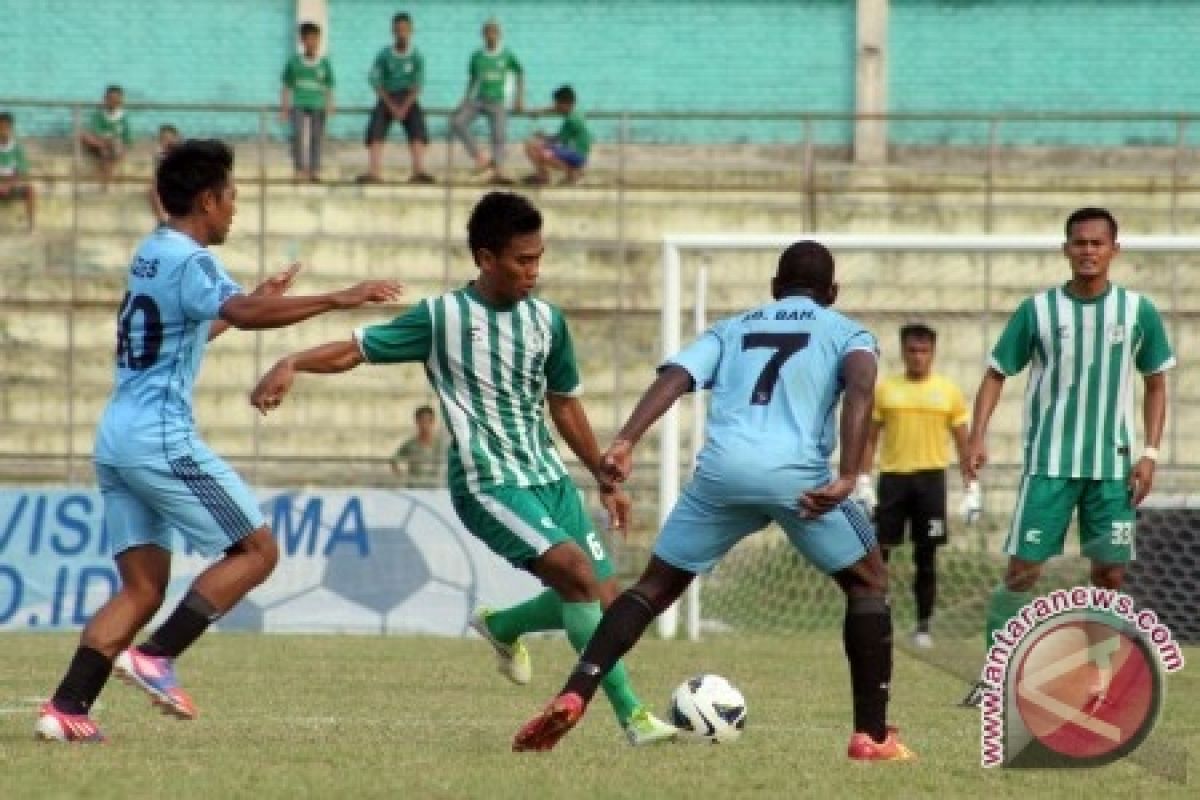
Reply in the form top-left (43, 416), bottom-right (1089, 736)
top-left (669, 674), bottom-right (747, 744)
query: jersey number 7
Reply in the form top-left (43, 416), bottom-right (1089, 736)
top-left (741, 332), bottom-right (810, 405)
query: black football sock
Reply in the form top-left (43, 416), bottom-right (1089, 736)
top-left (844, 594), bottom-right (892, 744)
top-left (562, 589), bottom-right (658, 703)
top-left (51, 646), bottom-right (113, 715)
top-left (138, 590), bottom-right (220, 659)
top-left (914, 545), bottom-right (937, 630)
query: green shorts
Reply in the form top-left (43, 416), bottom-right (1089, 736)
top-left (1004, 474), bottom-right (1135, 564)
top-left (450, 477), bottom-right (614, 579)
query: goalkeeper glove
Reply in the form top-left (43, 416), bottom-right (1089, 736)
top-left (853, 474), bottom-right (877, 517)
top-left (959, 480), bottom-right (982, 525)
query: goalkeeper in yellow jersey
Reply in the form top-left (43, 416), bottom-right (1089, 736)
top-left (855, 323), bottom-right (974, 649)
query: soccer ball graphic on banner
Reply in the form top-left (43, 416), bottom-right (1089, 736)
top-left (669, 674), bottom-right (747, 743)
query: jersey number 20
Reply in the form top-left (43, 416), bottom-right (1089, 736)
top-left (742, 332), bottom-right (810, 405)
top-left (116, 292), bottom-right (164, 370)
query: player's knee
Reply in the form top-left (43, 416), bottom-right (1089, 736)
top-left (627, 583), bottom-right (671, 616)
top-left (232, 527), bottom-right (279, 582)
top-left (539, 543), bottom-right (599, 602)
top-left (123, 578), bottom-right (167, 615)
top-left (1003, 566), bottom-right (1040, 592)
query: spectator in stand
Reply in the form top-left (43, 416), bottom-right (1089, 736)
top-left (280, 22), bottom-right (335, 183)
top-left (523, 86), bottom-right (592, 186)
top-left (358, 12), bottom-right (433, 184)
top-left (451, 18), bottom-right (524, 185)
top-left (80, 86), bottom-right (132, 191)
top-left (0, 112), bottom-right (36, 231)
top-left (390, 405), bottom-right (447, 488)
top-left (148, 124), bottom-right (181, 226)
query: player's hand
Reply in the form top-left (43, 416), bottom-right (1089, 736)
top-left (250, 360), bottom-right (296, 414)
top-left (252, 262), bottom-right (301, 298)
top-left (391, 103), bottom-right (411, 120)
top-left (964, 436), bottom-right (988, 482)
top-left (1129, 457), bottom-right (1156, 507)
top-left (278, 109), bottom-right (289, 124)
top-left (852, 474), bottom-right (877, 517)
top-left (600, 439), bottom-right (635, 484)
top-left (599, 486), bottom-right (632, 536)
top-left (799, 476), bottom-right (856, 519)
top-left (959, 480), bottom-right (983, 524)
top-left (330, 280), bottom-right (404, 309)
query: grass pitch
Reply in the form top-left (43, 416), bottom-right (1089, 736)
top-left (1, 633), bottom-right (1196, 799)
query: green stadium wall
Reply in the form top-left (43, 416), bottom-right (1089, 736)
top-left (2, 0), bottom-right (1197, 146)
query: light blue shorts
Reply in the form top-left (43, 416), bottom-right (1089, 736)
top-left (96, 449), bottom-right (265, 557)
top-left (654, 481), bottom-right (876, 575)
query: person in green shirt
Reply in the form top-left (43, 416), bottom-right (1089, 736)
top-left (250, 191), bottom-right (677, 747)
top-left (0, 111), bottom-right (35, 231)
top-left (359, 12), bottom-right (433, 184)
top-left (451, 18), bottom-right (524, 185)
top-left (391, 405), bottom-right (448, 488)
top-left (80, 85), bottom-right (132, 191)
top-left (960, 207), bottom-right (1175, 707)
top-left (523, 86), bottom-right (592, 186)
top-left (280, 22), bottom-right (335, 183)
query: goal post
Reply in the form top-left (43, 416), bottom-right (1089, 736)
top-left (658, 233), bottom-right (1200, 641)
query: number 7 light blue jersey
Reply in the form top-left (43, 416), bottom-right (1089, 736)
top-left (94, 227), bottom-right (244, 465)
top-left (666, 295), bottom-right (877, 501)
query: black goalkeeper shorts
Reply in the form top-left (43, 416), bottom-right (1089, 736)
top-left (876, 469), bottom-right (948, 548)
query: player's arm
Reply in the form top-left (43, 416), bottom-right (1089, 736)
top-left (800, 349), bottom-right (876, 518)
top-left (964, 369), bottom-right (1005, 481)
top-left (251, 340), bottom-right (365, 414)
top-left (602, 366), bottom-right (695, 485)
top-left (547, 393), bottom-right (634, 533)
top-left (547, 394), bottom-right (611, 485)
top-left (209, 262), bottom-right (303, 341)
top-left (852, 419), bottom-right (882, 514)
top-left (219, 279), bottom-right (400, 330)
top-left (951, 423), bottom-right (971, 485)
top-left (1131, 371), bottom-right (1168, 506)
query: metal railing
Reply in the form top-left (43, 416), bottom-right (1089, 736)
top-left (1, 101), bottom-right (1198, 487)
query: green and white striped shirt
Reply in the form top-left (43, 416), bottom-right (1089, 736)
top-left (355, 285), bottom-right (581, 492)
top-left (990, 283), bottom-right (1175, 480)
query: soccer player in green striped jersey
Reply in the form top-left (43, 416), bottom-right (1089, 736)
top-left (960, 207), bottom-right (1174, 706)
top-left (250, 192), bottom-right (676, 746)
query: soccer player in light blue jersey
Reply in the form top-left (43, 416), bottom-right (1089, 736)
top-left (35, 140), bottom-right (402, 743)
top-left (515, 241), bottom-right (915, 761)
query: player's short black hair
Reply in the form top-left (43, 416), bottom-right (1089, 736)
top-left (156, 139), bottom-right (234, 218)
top-left (299, 21), bottom-right (321, 37)
top-left (552, 86), bottom-right (576, 105)
top-left (900, 323), bottom-right (937, 346)
top-left (467, 192), bottom-right (542, 262)
top-left (104, 85), bottom-right (123, 96)
top-left (775, 241), bottom-right (834, 293)
top-left (414, 405), bottom-right (435, 420)
top-left (159, 123), bottom-right (179, 136)
top-left (393, 12), bottom-right (412, 26)
top-left (1065, 207), bottom-right (1118, 240)
top-left (0, 112), bottom-right (13, 125)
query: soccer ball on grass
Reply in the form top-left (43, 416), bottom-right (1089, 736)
top-left (669, 674), bottom-right (747, 743)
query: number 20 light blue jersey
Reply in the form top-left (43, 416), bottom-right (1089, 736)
top-left (94, 227), bottom-right (243, 465)
top-left (666, 295), bottom-right (877, 501)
